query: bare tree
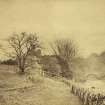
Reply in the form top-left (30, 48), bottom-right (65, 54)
top-left (8, 32), bottom-right (41, 73)
top-left (51, 39), bottom-right (77, 79)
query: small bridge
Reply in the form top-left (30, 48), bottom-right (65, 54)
top-left (86, 74), bottom-right (99, 80)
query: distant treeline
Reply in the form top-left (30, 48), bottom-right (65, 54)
top-left (40, 52), bottom-right (105, 80)
top-left (1, 59), bottom-right (17, 65)
top-left (40, 55), bottom-right (61, 77)
top-left (1, 50), bottom-right (105, 80)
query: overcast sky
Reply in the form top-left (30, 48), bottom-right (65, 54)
top-left (0, 0), bottom-right (105, 58)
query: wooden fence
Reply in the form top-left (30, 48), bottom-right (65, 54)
top-left (69, 81), bottom-right (105, 105)
top-left (43, 71), bottom-right (105, 105)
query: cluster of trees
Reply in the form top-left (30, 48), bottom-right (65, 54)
top-left (1, 32), bottom-right (78, 79)
top-left (7, 32), bottom-right (41, 73)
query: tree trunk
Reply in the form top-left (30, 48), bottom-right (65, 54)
top-left (59, 60), bottom-right (73, 79)
top-left (18, 58), bottom-right (25, 73)
top-left (19, 66), bottom-right (25, 73)
top-left (56, 56), bottom-right (73, 79)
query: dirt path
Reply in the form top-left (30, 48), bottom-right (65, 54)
top-left (0, 77), bottom-right (82, 105)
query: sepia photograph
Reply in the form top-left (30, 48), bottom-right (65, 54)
top-left (0, 0), bottom-right (105, 105)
